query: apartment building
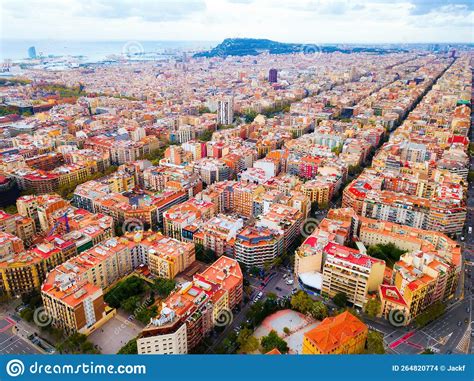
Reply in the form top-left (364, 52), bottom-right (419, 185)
top-left (134, 232), bottom-right (196, 279)
top-left (0, 234), bottom-right (77, 298)
top-left (255, 203), bottom-right (303, 250)
top-left (195, 256), bottom-right (243, 309)
top-left (193, 158), bottom-right (230, 185)
top-left (138, 257), bottom-right (242, 354)
top-left (321, 242), bottom-right (385, 308)
top-left (234, 226), bottom-right (284, 268)
top-left (163, 198), bottom-right (215, 241)
top-left (41, 268), bottom-right (108, 335)
top-left (193, 214), bottom-right (244, 257)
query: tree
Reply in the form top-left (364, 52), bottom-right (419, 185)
top-left (244, 110), bottom-right (258, 123)
top-left (290, 291), bottom-right (328, 320)
top-left (364, 298), bottom-right (381, 318)
top-left (365, 331), bottom-right (385, 354)
top-left (217, 335), bottom-right (237, 354)
top-left (104, 276), bottom-right (147, 309)
top-left (469, 143), bottom-right (474, 156)
top-left (198, 106), bottom-right (211, 115)
top-left (271, 256), bottom-right (283, 268)
top-left (237, 328), bottom-right (259, 354)
top-left (249, 266), bottom-right (260, 277)
top-left (317, 201), bottom-right (330, 210)
top-left (421, 348), bottom-right (435, 355)
top-left (331, 144), bottom-right (343, 155)
top-left (283, 327), bottom-right (290, 335)
top-left (153, 278), bottom-right (176, 298)
top-left (309, 301), bottom-right (328, 320)
top-left (19, 308), bottom-right (34, 322)
top-left (468, 170), bottom-right (474, 182)
top-left (367, 243), bottom-right (406, 268)
top-left (348, 164), bottom-right (362, 177)
top-left (199, 130), bottom-right (213, 142)
top-left (266, 292), bottom-right (277, 301)
top-left (246, 297), bottom-right (284, 328)
top-left (117, 339), bottom-right (138, 354)
top-left (290, 291), bottom-right (313, 314)
top-left (21, 289), bottom-right (43, 309)
top-left (57, 333), bottom-right (99, 354)
top-left (3, 204), bottom-right (17, 215)
top-left (135, 305), bottom-right (158, 325)
top-left (263, 261), bottom-right (272, 272)
top-left (260, 330), bottom-right (289, 354)
top-left (333, 292), bottom-right (348, 308)
top-left (122, 296), bottom-right (141, 313)
top-left (0, 106), bottom-right (19, 116)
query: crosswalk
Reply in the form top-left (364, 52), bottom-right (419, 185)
top-left (455, 328), bottom-right (470, 353)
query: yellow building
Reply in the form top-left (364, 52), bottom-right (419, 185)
top-left (393, 264), bottom-right (435, 318)
top-left (378, 285), bottom-right (410, 325)
top-left (233, 183), bottom-right (265, 217)
top-left (301, 179), bottom-right (333, 205)
top-left (133, 232), bottom-right (196, 280)
top-left (303, 311), bottom-right (368, 354)
top-left (0, 236), bottom-right (70, 298)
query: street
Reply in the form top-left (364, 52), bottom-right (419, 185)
top-left (0, 314), bottom-right (42, 354)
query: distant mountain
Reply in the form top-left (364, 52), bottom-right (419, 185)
top-left (193, 38), bottom-right (407, 58)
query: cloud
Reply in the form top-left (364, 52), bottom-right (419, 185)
top-left (82, 0), bottom-right (206, 22)
top-left (1, 0), bottom-right (473, 43)
top-left (408, 0), bottom-right (473, 15)
top-left (3, 0), bottom-right (207, 22)
top-left (227, 0), bottom-right (253, 4)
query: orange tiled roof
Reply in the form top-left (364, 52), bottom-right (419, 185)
top-left (304, 311), bottom-right (367, 353)
top-left (266, 348), bottom-right (282, 355)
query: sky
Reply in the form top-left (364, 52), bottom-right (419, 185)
top-left (1, 0), bottom-right (473, 44)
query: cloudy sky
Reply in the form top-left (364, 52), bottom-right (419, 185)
top-left (2, 0), bottom-right (473, 43)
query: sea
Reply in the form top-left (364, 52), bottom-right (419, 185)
top-left (0, 40), bottom-right (217, 62)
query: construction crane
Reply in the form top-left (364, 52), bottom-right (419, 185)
top-left (47, 212), bottom-right (70, 237)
